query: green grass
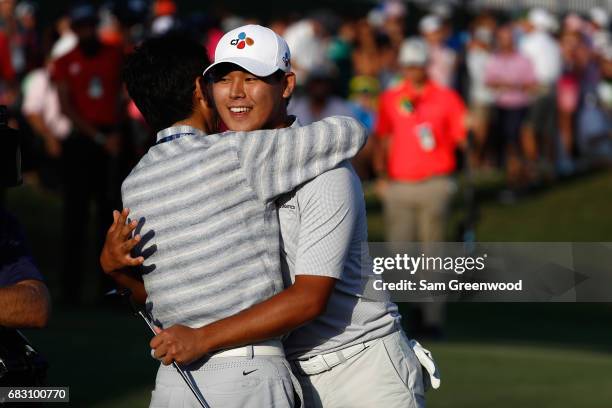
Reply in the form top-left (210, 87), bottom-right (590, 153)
top-left (5, 169), bottom-right (612, 407)
top-left (427, 342), bottom-right (612, 408)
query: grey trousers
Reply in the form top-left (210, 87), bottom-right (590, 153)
top-left (149, 355), bottom-right (299, 408)
top-left (294, 331), bottom-right (426, 408)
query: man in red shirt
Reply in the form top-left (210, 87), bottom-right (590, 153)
top-left (51, 3), bottom-right (124, 304)
top-left (374, 38), bottom-right (467, 336)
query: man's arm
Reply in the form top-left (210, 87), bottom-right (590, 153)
top-left (151, 275), bottom-right (336, 365)
top-left (0, 280), bottom-right (50, 328)
top-left (232, 116), bottom-right (367, 202)
top-left (152, 165), bottom-right (358, 365)
top-left (101, 215), bottom-right (337, 365)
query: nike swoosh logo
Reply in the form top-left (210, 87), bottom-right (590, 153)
top-left (243, 369), bottom-right (258, 376)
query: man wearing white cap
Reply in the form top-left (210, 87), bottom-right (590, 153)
top-left (519, 8), bottom-right (562, 166)
top-left (419, 14), bottom-right (456, 87)
top-left (144, 25), bottom-right (436, 407)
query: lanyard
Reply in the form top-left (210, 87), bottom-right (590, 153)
top-left (155, 132), bottom-right (195, 145)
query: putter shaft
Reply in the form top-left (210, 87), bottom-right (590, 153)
top-left (107, 289), bottom-right (210, 408)
top-left (136, 311), bottom-right (210, 408)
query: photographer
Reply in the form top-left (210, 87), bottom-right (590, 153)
top-left (0, 104), bottom-right (50, 387)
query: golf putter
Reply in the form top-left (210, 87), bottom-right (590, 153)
top-left (106, 289), bottom-right (210, 408)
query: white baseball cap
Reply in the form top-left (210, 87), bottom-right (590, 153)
top-left (398, 38), bottom-right (429, 67)
top-left (528, 8), bottom-right (557, 32)
top-left (203, 24), bottom-right (291, 78)
top-left (419, 15), bottom-right (442, 34)
top-left (590, 7), bottom-right (610, 28)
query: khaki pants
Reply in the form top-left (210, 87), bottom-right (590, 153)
top-left (383, 177), bottom-right (454, 243)
top-left (383, 177), bottom-right (455, 327)
top-left (294, 331), bottom-right (425, 408)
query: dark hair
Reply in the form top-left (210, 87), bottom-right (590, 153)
top-left (122, 32), bottom-right (211, 132)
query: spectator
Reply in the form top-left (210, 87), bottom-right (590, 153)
top-left (577, 45), bottom-right (612, 164)
top-left (284, 13), bottom-right (332, 86)
top-left (519, 8), bottom-right (562, 169)
top-left (289, 64), bottom-right (356, 124)
top-left (348, 74), bottom-right (380, 133)
top-left (588, 7), bottom-right (610, 56)
top-left (485, 25), bottom-right (537, 197)
top-left (50, 3), bottom-right (124, 304)
top-left (14, 1), bottom-right (41, 74)
top-left (374, 38), bottom-right (467, 336)
top-left (21, 27), bottom-right (72, 188)
top-left (352, 18), bottom-right (381, 78)
top-left (348, 75), bottom-right (381, 180)
top-left (420, 14), bottom-right (457, 87)
top-left (466, 23), bottom-right (495, 168)
top-left (1, 111), bottom-right (50, 328)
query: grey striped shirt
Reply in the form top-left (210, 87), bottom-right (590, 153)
top-left (121, 117), bottom-right (366, 329)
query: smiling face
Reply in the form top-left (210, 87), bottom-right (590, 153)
top-left (210, 63), bottom-right (295, 131)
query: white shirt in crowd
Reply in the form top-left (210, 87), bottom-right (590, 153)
top-left (284, 20), bottom-right (329, 85)
top-left (22, 68), bottom-right (72, 140)
top-left (519, 30), bottom-right (562, 87)
top-left (467, 47), bottom-right (494, 106)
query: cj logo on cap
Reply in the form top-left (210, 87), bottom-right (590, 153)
top-left (230, 32), bottom-right (254, 49)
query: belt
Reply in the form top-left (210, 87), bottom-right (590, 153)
top-left (210, 340), bottom-right (284, 359)
top-left (292, 338), bottom-right (379, 375)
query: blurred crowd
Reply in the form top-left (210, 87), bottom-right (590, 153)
top-left (0, 0), bottom-right (609, 188)
top-left (0, 0), bottom-right (610, 304)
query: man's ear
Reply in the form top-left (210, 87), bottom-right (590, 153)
top-left (195, 76), bottom-right (214, 109)
top-left (282, 72), bottom-right (296, 100)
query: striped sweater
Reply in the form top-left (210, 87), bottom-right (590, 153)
top-left (121, 116), bottom-right (366, 329)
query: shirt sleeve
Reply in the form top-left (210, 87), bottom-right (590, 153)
top-left (374, 92), bottom-right (392, 138)
top-left (294, 163), bottom-right (358, 278)
top-left (230, 116), bottom-right (367, 203)
top-left (22, 71), bottom-right (46, 115)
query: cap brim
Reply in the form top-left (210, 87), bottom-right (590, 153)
top-left (203, 57), bottom-right (279, 78)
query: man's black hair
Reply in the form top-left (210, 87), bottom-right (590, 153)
top-left (122, 32), bottom-right (211, 132)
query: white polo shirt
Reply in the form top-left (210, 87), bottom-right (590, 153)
top-left (278, 131), bottom-right (400, 359)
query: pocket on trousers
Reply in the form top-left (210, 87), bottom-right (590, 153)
top-left (381, 333), bottom-right (426, 403)
top-left (149, 385), bottom-right (186, 408)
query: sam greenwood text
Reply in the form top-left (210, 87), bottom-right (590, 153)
top-left (373, 279), bottom-right (523, 292)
